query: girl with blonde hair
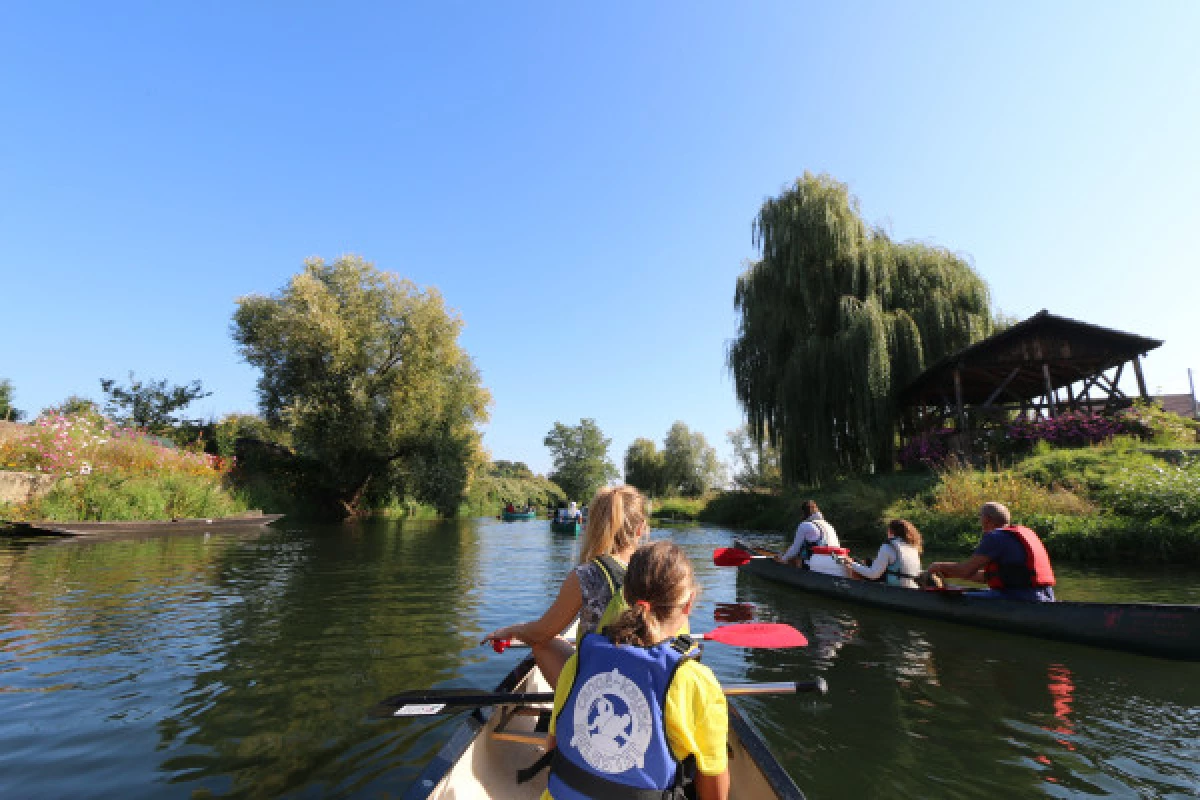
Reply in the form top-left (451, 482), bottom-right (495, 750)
top-left (483, 484), bottom-right (649, 686)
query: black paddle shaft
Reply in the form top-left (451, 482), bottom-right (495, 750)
top-left (372, 678), bottom-right (827, 718)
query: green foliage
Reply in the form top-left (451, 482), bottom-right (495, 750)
top-left (728, 423), bottom-right (781, 490)
top-left (661, 421), bottom-right (724, 497)
top-left (43, 395), bottom-right (99, 417)
top-left (0, 379), bottom-right (23, 421)
top-left (1119, 399), bottom-right (1200, 445)
top-left (462, 467), bottom-right (565, 516)
top-left (232, 255), bottom-right (491, 517)
top-left (26, 470), bottom-right (246, 521)
top-left (213, 413), bottom-right (289, 458)
top-left (544, 418), bottom-right (618, 502)
top-left (729, 172), bottom-right (993, 485)
top-left (100, 372), bottom-right (211, 432)
top-left (647, 495), bottom-right (710, 521)
top-left (490, 460), bottom-right (535, 480)
top-left (624, 437), bottom-right (667, 496)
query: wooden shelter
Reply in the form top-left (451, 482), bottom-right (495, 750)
top-left (898, 310), bottom-right (1163, 448)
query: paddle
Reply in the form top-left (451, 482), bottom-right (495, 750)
top-left (489, 622), bottom-right (807, 653)
top-left (713, 602), bottom-right (757, 623)
top-left (372, 676), bottom-right (829, 718)
top-left (713, 547), bottom-right (774, 567)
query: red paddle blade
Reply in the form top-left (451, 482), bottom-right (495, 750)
top-left (713, 547), bottom-right (755, 567)
top-left (713, 602), bottom-right (757, 623)
top-left (703, 623), bottom-right (807, 648)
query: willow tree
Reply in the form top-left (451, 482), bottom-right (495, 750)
top-left (729, 173), bottom-right (993, 485)
top-left (233, 255), bottom-right (491, 516)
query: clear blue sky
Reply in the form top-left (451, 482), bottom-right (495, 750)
top-left (2, 2), bottom-right (1197, 476)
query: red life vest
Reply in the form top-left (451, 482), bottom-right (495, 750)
top-left (984, 525), bottom-right (1056, 589)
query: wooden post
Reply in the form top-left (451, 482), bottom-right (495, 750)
top-left (953, 367), bottom-right (967, 431)
top-left (1042, 364), bottom-right (1056, 418)
top-left (1133, 355), bottom-right (1150, 400)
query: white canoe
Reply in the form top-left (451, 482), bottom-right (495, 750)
top-left (401, 655), bottom-right (804, 799)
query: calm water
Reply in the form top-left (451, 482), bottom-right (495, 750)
top-left (1, 518), bottom-right (1197, 799)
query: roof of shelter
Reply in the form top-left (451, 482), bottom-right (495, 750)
top-left (1155, 394), bottom-right (1198, 418)
top-left (899, 310), bottom-right (1163, 407)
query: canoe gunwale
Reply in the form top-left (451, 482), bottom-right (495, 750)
top-left (400, 655), bottom-right (538, 800)
top-left (728, 700), bottom-right (806, 800)
top-left (735, 541), bottom-right (1200, 661)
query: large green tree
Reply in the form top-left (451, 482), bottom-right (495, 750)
top-left (232, 255), bottom-right (491, 516)
top-left (661, 421), bottom-right (724, 496)
top-left (623, 437), bottom-right (666, 496)
top-left (728, 423), bottom-right (781, 491)
top-left (729, 172), bottom-right (994, 484)
top-left (544, 418), bottom-right (618, 502)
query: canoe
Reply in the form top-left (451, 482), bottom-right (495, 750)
top-left (4, 512), bottom-right (285, 537)
top-left (549, 520), bottom-right (581, 536)
top-left (402, 655), bottom-right (804, 799)
top-left (501, 511), bottom-right (538, 521)
top-left (736, 541), bottom-right (1200, 661)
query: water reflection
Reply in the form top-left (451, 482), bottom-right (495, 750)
top-left (1, 520), bottom-right (1198, 799)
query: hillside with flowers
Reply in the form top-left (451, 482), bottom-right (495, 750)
top-left (0, 410), bottom-right (247, 521)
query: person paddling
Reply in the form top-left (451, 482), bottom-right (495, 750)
top-left (482, 485), bottom-right (650, 686)
top-left (776, 500), bottom-right (840, 567)
top-left (542, 540), bottom-right (730, 800)
top-left (845, 519), bottom-right (924, 588)
top-left (928, 502), bottom-right (1056, 602)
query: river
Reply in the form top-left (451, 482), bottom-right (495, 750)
top-left (0, 518), bottom-right (1197, 799)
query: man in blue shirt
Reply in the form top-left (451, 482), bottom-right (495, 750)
top-left (928, 502), bottom-right (1056, 602)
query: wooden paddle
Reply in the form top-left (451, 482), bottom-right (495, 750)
top-left (489, 622), bottom-right (808, 653)
top-left (371, 676), bottom-right (829, 718)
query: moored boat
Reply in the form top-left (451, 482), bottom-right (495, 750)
top-left (402, 655), bottom-right (804, 799)
top-left (736, 541), bottom-right (1200, 661)
top-left (5, 512), bottom-right (284, 537)
top-left (549, 520), bottom-right (581, 536)
top-left (501, 511), bottom-right (538, 521)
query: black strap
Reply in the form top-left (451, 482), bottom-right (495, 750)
top-left (516, 749), bottom-right (555, 784)
top-left (550, 750), bottom-right (684, 800)
top-left (595, 554), bottom-right (627, 594)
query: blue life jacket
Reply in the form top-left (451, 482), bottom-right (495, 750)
top-left (548, 633), bottom-right (697, 800)
top-left (883, 541), bottom-right (921, 584)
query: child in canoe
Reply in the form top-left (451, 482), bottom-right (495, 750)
top-left (543, 540), bottom-right (730, 800)
top-left (483, 485), bottom-right (650, 687)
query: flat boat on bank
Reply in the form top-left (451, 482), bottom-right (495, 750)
top-left (736, 542), bottom-right (1200, 661)
top-left (402, 655), bottom-right (803, 799)
top-left (4, 512), bottom-right (284, 537)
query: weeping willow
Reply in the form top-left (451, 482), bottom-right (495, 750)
top-left (729, 173), bottom-right (993, 485)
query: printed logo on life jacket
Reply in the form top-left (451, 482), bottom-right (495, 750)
top-left (569, 668), bottom-right (653, 774)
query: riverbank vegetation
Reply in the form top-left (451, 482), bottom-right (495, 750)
top-left (0, 410), bottom-right (245, 521)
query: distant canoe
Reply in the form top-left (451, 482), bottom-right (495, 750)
top-left (501, 511), bottom-right (538, 521)
top-left (4, 512), bottom-right (284, 537)
top-left (736, 541), bottom-right (1200, 662)
top-left (550, 520), bottom-right (581, 536)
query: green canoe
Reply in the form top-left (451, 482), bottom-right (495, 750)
top-left (550, 520), bottom-right (581, 535)
top-left (501, 511), bottom-right (538, 521)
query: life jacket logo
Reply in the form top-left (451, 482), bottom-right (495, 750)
top-left (569, 668), bottom-right (653, 774)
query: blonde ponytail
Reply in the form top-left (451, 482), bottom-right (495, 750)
top-left (579, 485), bottom-right (646, 564)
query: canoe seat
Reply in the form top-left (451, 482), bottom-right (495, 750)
top-left (490, 704), bottom-right (553, 747)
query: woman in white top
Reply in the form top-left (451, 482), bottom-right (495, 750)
top-left (778, 500), bottom-right (840, 565)
top-left (846, 519), bottom-right (924, 589)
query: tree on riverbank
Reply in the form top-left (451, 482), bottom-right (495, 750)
top-left (729, 172), bottom-right (994, 485)
top-left (0, 379), bottom-right (23, 421)
top-left (99, 373), bottom-right (211, 433)
top-left (544, 419), bottom-right (618, 502)
top-left (232, 256), bottom-right (491, 517)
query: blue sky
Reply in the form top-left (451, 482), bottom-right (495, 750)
top-left (2, 2), bottom-right (1197, 476)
